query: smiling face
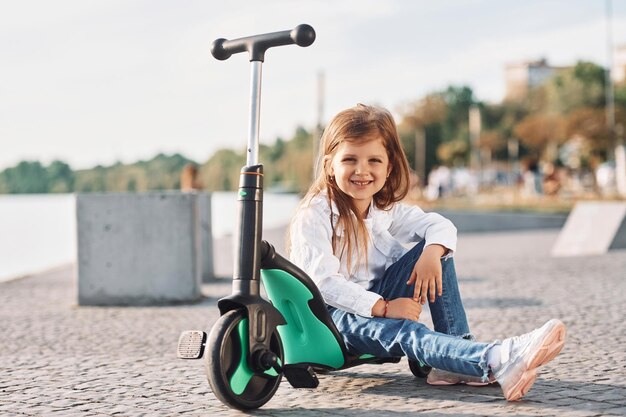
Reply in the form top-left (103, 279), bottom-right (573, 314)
top-left (329, 136), bottom-right (390, 216)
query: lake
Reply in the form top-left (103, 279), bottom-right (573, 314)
top-left (0, 192), bottom-right (300, 282)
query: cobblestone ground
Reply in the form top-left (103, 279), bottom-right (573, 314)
top-left (1, 230), bottom-right (625, 416)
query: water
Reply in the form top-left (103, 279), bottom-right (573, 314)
top-left (0, 192), bottom-right (300, 282)
top-left (0, 194), bottom-right (77, 282)
top-left (210, 191), bottom-right (300, 238)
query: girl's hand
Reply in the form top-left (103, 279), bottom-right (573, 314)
top-left (373, 298), bottom-right (422, 321)
top-left (406, 244), bottom-right (446, 305)
top-left (387, 298), bottom-right (422, 321)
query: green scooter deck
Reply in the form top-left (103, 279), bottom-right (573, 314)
top-left (261, 268), bottom-right (345, 369)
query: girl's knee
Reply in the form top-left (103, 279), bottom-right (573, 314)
top-left (441, 258), bottom-right (457, 277)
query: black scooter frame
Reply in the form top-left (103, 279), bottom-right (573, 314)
top-left (212, 25), bottom-right (316, 371)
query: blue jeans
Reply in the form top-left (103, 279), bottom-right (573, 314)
top-left (328, 241), bottom-right (492, 378)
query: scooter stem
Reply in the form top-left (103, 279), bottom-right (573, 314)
top-left (247, 61), bottom-right (262, 166)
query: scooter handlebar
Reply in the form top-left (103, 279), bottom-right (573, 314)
top-left (211, 24), bottom-right (315, 62)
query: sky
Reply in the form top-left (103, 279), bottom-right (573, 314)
top-left (1, 0), bottom-right (626, 171)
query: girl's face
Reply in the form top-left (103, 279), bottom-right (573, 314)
top-left (329, 136), bottom-right (390, 216)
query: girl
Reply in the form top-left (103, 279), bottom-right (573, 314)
top-left (288, 104), bottom-right (566, 401)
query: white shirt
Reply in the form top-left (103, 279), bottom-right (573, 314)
top-left (289, 193), bottom-right (457, 318)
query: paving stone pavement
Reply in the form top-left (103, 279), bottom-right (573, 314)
top-left (1, 229), bottom-right (625, 416)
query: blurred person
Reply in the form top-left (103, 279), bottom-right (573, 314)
top-left (426, 165), bottom-right (451, 201)
top-left (451, 167), bottom-right (478, 196)
top-left (595, 161), bottom-right (616, 196)
top-left (521, 158), bottom-right (542, 197)
top-left (180, 163), bottom-right (203, 191)
top-left (542, 162), bottom-right (561, 196)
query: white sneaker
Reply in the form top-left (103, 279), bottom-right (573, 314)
top-left (492, 319), bottom-right (566, 401)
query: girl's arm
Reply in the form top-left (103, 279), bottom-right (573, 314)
top-left (389, 203), bottom-right (457, 254)
top-left (390, 203), bottom-right (457, 304)
top-left (289, 204), bottom-right (382, 318)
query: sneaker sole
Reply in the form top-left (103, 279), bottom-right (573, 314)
top-left (466, 381), bottom-right (491, 387)
top-left (427, 376), bottom-right (491, 386)
top-left (502, 320), bottom-right (566, 401)
top-left (526, 320), bottom-right (566, 369)
top-left (427, 381), bottom-right (490, 386)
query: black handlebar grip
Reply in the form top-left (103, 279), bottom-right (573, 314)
top-left (210, 24), bottom-right (315, 62)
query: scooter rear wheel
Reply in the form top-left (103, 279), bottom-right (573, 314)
top-left (206, 309), bottom-right (283, 410)
top-left (408, 359), bottom-right (432, 378)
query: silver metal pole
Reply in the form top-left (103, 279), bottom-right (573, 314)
top-left (247, 61), bottom-right (263, 166)
top-left (415, 127), bottom-right (426, 187)
top-left (606, 0), bottom-right (626, 196)
top-left (605, 0), bottom-right (616, 151)
top-left (469, 105), bottom-right (481, 171)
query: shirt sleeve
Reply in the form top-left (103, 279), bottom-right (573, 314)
top-left (289, 204), bottom-right (382, 317)
top-left (388, 203), bottom-right (457, 256)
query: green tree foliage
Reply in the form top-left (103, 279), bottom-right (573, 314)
top-left (398, 86), bottom-right (475, 170)
top-left (47, 160), bottom-right (75, 192)
top-left (199, 149), bottom-right (245, 191)
top-left (441, 86), bottom-right (475, 144)
top-left (198, 127), bottom-right (314, 193)
top-left (0, 154), bottom-right (195, 194)
top-left (73, 153), bottom-right (194, 193)
top-left (139, 153), bottom-right (191, 190)
top-left (74, 165), bottom-right (107, 192)
top-left (0, 160), bottom-right (76, 193)
top-left (544, 61), bottom-right (606, 114)
top-left (273, 127), bottom-right (314, 192)
top-left (0, 161), bottom-right (50, 193)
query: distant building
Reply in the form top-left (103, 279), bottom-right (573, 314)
top-left (613, 44), bottom-right (626, 85)
top-left (504, 58), bottom-right (567, 101)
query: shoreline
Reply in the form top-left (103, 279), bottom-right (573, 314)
top-left (0, 263), bottom-right (74, 284)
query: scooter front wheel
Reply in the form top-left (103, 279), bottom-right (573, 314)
top-left (206, 309), bottom-right (283, 410)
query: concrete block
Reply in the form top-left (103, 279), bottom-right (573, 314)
top-left (551, 201), bottom-right (626, 257)
top-left (76, 192), bottom-right (211, 305)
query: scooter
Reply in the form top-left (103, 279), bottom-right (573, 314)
top-left (177, 24), bottom-right (430, 410)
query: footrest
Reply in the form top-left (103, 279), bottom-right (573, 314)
top-left (283, 365), bottom-right (319, 389)
top-left (177, 330), bottom-right (207, 359)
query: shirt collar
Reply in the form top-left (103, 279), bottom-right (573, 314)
top-left (321, 191), bottom-right (388, 221)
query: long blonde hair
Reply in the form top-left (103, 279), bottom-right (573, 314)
top-left (297, 104), bottom-right (410, 272)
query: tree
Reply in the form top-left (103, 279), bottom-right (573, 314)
top-left (513, 113), bottom-right (566, 159)
top-left (565, 107), bottom-right (613, 155)
top-left (436, 139), bottom-right (468, 165)
top-left (544, 61), bottom-right (605, 114)
top-left (47, 160), bottom-right (74, 193)
top-left (616, 84), bottom-right (626, 109)
top-left (0, 161), bottom-right (49, 193)
top-left (142, 153), bottom-right (194, 190)
top-left (74, 166), bottom-right (107, 192)
top-left (200, 149), bottom-right (245, 191)
top-left (441, 86), bottom-right (476, 144)
top-left (267, 138), bottom-right (285, 162)
top-left (398, 86), bottom-right (479, 176)
top-left (291, 126), bottom-right (312, 150)
top-left (478, 101), bottom-right (529, 162)
top-left (478, 130), bottom-right (506, 154)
